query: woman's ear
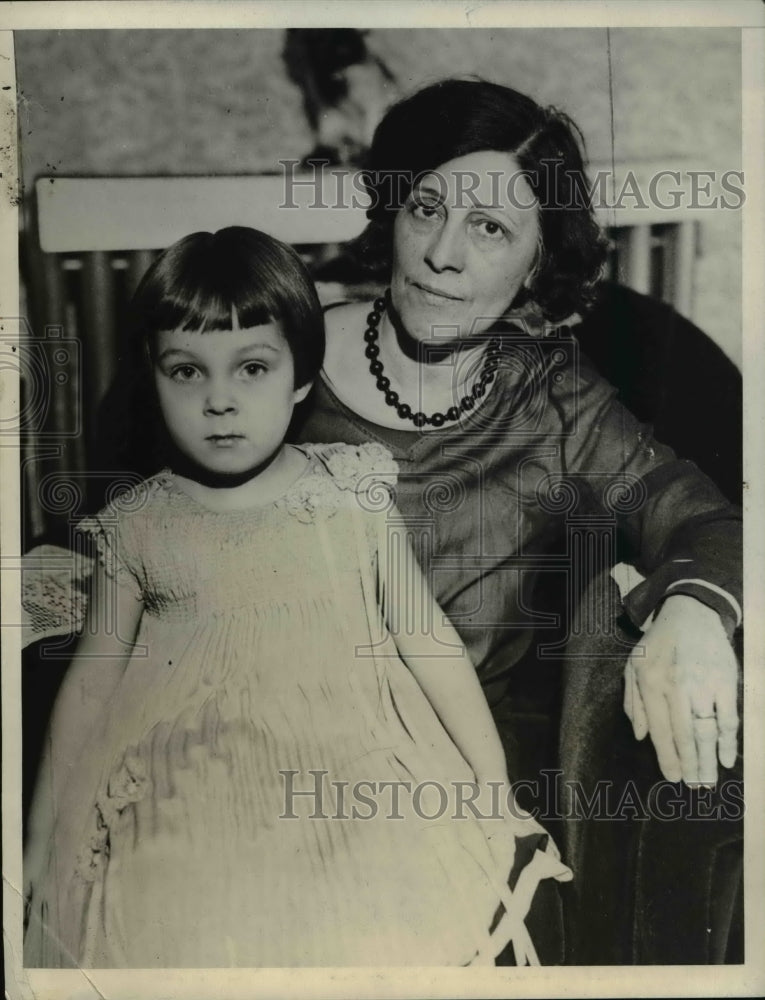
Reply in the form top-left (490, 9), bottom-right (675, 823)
top-left (293, 380), bottom-right (314, 405)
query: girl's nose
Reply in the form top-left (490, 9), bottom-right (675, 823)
top-left (204, 381), bottom-right (238, 416)
top-left (424, 221), bottom-right (464, 273)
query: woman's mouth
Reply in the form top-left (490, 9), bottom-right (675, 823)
top-left (411, 281), bottom-right (464, 305)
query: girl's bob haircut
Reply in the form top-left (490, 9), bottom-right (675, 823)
top-left (352, 78), bottom-right (608, 323)
top-left (131, 226), bottom-right (325, 389)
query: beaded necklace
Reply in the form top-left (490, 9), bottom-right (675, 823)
top-left (363, 294), bottom-right (500, 428)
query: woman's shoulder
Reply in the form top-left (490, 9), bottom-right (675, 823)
top-left (527, 329), bottom-right (620, 412)
top-left (323, 298), bottom-right (373, 332)
top-left (322, 299), bottom-right (376, 378)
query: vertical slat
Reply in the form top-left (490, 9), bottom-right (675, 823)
top-left (40, 255), bottom-right (68, 435)
top-left (41, 255), bottom-right (86, 478)
top-left (81, 252), bottom-right (118, 418)
top-left (620, 225), bottom-right (651, 296)
top-left (16, 273), bottom-right (46, 540)
top-left (672, 221), bottom-right (696, 318)
top-left (127, 249), bottom-right (157, 297)
top-left (26, 253), bottom-right (86, 537)
top-left (16, 249), bottom-right (44, 542)
top-left (22, 452), bottom-right (46, 541)
top-left (18, 265), bottom-right (47, 541)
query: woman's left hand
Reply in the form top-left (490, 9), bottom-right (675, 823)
top-left (623, 594), bottom-right (739, 786)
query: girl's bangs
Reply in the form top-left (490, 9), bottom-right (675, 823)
top-left (153, 289), bottom-right (275, 335)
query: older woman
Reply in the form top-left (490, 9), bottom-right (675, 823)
top-left (295, 77), bottom-right (740, 782)
top-left (291, 78), bottom-right (742, 958)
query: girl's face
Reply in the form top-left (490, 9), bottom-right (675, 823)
top-left (153, 323), bottom-right (310, 477)
top-left (390, 149), bottom-right (540, 342)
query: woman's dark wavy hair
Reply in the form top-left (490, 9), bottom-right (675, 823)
top-left (105, 227), bottom-right (324, 477)
top-left (352, 78), bottom-right (608, 322)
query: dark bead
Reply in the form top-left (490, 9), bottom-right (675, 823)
top-left (474, 384), bottom-right (485, 398)
top-left (369, 360), bottom-right (384, 376)
top-left (413, 411), bottom-right (427, 427)
top-left (446, 406), bottom-right (460, 422)
top-left (365, 342), bottom-right (380, 358)
top-left (364, 328), bottom-right (378, 343)
top-left (484, 371), bottom-right (495, 384)
top-left (398, 403), bottom-right (412, 419)
top-left (367, 311), bottom-right (381, 326)
top-left (430, 412), bottom-right (446, 427)
top-left (374, 297), bottom-right (387, 311)
top-left (384, 390), bottom-right (399, 406)
top-left (377, 376), bottom-right (390, 391)
top-left (461, 396), bottom-right (475, 410)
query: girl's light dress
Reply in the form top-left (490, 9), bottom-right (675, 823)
top-left (25, 443), bottom-right (570, 968)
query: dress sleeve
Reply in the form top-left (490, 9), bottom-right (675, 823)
top-left (552, 357), bottom-right (742, 636)
top-left (78, 503), bottom-right (144, 603)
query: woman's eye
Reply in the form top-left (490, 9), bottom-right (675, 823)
top-left (473, 218), bottom-right (508, 241)
top-left (409, 200), bottom-right (443, 223)
top-left (170, 365), bottom-right (200, 382)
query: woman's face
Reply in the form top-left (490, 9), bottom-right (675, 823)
top-left (390, 149), bottom-right (540, 342)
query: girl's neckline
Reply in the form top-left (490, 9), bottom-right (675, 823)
top-left (157, 445), bottom-right (315, 515)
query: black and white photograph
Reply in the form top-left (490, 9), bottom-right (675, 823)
top-left (1, 2), bottom-right (764, 998)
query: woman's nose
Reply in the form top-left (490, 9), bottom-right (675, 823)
top-left (424, 221), bottom-right (464, 273)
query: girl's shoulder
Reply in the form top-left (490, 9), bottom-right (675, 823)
top-left (81, 471), bottom-right (175, 528)
top-left (280, 442), bottom-right (399, 524)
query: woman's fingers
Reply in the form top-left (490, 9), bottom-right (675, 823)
top-left (692, 717), bottom-right (719, 785)
top-left (640, 683), bottom-right (682, 783)
top-left (667, 688), bottom-right (699, 784)
top-left (685, 634), bottom-right (739, 783)
top-left (623, 657), bottom-right (648, 740)
top-left (623, 658), bottom-right (635, 725)
top-left (714, 673), bottom-right (740, 770)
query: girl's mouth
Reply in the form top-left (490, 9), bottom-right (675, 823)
top-left (207, 434), bottom-right (245, 447)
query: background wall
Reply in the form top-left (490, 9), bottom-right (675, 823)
top-left (14, 27), bottom-right (742, 365)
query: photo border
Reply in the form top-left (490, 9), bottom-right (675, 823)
top-left (2, 2), bottom-right (763, 997)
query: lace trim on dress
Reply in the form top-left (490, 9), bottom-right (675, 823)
top-left (276, 442), bottom-right (399, 523)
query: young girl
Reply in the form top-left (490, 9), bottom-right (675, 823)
top-left (23, 227), bottom-right (570, 968)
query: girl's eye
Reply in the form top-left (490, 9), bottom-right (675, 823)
top-left (170, 365), bottom-right (201, 382)
top-left (241, 361), bottom-right (267, 378)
